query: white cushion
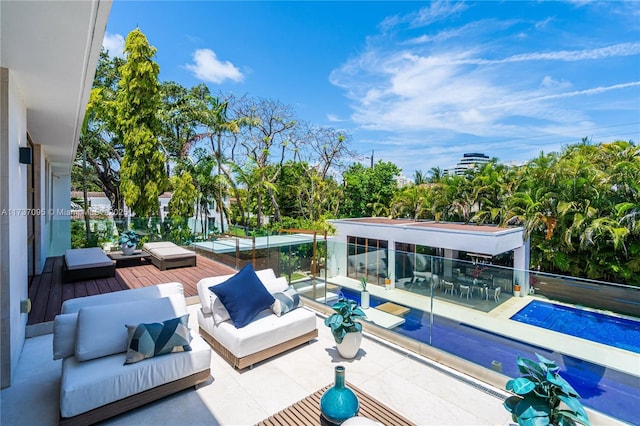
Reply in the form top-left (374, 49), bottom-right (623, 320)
top-left (197, 268), bottom-right (277, 314)
top-left (60, 334), bottom-right (210, 418)
top-left (142, 242), bottom-right (178, 250)
top-left (75, 294), bottom-right (187, 362)
top-left (262, 277), bottom-right (289, 294)
top-left (211, 295), bottom-right (231, 325)
top-left (55, 283), bottom-right (184, 360)
top-left (206, 307), bottom-right (316, 358)
top-left (143, 242), bottom-right (195, 260)
top-left (64, 248), bottom-right (112, 270)
top-left (61, 282), bottom-right (184, 314)
top-left (53, 314), bottom-right (77, 360)
top-left (147, 246), bottom-right (195, 260)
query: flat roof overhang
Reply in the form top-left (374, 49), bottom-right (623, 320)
top-left (0, 0), bottom-right (112, 174)
top-left (329, 218), bottom-right (526, 256)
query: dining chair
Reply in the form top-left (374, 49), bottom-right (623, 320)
top-left (493, 286), bottom-right (501, 302)
top-left (443, 281), bottom-right (455, 295)
top-left (459, 284), bottom-right (471, 299)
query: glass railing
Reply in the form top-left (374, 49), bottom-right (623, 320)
top-left (66, 217), bottom-right (639, 423)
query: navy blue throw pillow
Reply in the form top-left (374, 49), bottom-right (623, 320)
top-left (209, 264), bottom-right (275, 328)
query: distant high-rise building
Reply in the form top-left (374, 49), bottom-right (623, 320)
top-left (445, 153), bottom-right (491, 176)
top-left (395, 173), bottom-right (412, 188)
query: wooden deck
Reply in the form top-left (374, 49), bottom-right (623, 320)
top-left (27, 254), bottom-right (236, 325)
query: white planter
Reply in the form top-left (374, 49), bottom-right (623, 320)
top-left (336, 331), bottom-right (362, 359)
top-left (361, 291), bottom-right (370, 309)
top-left (121, 244), bottom-right (136, 255)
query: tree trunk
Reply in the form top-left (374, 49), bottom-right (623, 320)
top-left (82, 146), bottom-right (92, 245)
top-left (267, 186), bottom-right (282, 224)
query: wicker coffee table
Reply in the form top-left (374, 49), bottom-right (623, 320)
top-left (257, 382), bottom-right (416, 425)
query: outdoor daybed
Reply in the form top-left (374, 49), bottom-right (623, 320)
top-left (53, 282), bottom-right (211, 426)
top-left (143, 241), bottom-right (197, 270)
top-left (63, 247), bottom-right (115, 282)
top-left (197, 265), bottom-right (318, 369)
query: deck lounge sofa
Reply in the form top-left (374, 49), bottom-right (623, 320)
top-left (143, 241), bottom-right (197, 270)
top-left (63, 247), bottom-right (115, 282)
top-left (197, 265), bottom-right (318, 369)
top-left (53, 282), bottom-right (211, 426)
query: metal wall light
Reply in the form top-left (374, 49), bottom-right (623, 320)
top-left (19, 147), bottom-right (32, 164)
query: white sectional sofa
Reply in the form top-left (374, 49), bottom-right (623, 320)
top-left (54, 282), bottom-right (211, 426)
top-left (197, 268), bottom-right (318, 369)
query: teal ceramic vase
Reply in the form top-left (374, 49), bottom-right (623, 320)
top-left (320, 366), bottom-right (359, 425)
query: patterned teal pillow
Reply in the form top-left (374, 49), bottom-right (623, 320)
top-left (271, 287), bottom-right (303, 317)
top-left (124, 314), bottom-right (192, 365)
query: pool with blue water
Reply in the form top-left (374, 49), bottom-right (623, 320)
top-left (510, 300), bottom-right (640, 353)
top-left (338, 288), bottom-right (640, 424)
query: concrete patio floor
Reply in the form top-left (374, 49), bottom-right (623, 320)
top-left (2, 304), bottom-right (516, 426)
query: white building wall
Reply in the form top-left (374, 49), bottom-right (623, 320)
top-left (0, 69), bottom-right (29, 387)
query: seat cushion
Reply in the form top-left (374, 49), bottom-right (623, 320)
top-left (64, 248), bottom-right (112, 270)
top-left (208, 307), bottom-right (317, 358)
top-left (209, 264), bottom-right (275, 328)
top-left (60, 335), bottom-right (211, 418)
top-left (143, 242), bottom-right (195, 260)
top-left (142, 242), bottom-right (178, 250)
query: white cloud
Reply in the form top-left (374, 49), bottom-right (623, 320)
top-left (330, 4), bottom-right (639, 174)
top-left (184, 49), bottom-right (244, 84)
top-left (458, 42), bottom-right (640, 65)
top-left (331, 35), bottom-right (639, 139)
top-left (327, 113), bottom-right (347, 122)
top-left (102, 32), bottom-right (125, 57)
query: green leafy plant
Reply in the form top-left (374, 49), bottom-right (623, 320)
top-left (118, 230), bottom-right (139, 248)
top-left (360, 277), bottom-right (368, 292)
top-left (324, 297), bottom-right (367, 344)
top-left (504, 353), bottom-right (590, 426)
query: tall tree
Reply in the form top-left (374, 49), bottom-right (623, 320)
top-left (340, 161), bottom-right (401, 218)
top-left (115, 28), bottom-right (166, 218)
top-left (236, 97), bottom-right (297, 227)
top-left (75, 49), bottom-right (126, 218)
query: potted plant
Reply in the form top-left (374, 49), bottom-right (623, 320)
top-left (324, 297), bottom-right (367, 359)
top-left (360, 277), bottom-right (370, 309)
top-left (384, 274), bottom-right (392, 289)
top-left (504, 353), bottom-right (591, 426)
top-left (118, 230), bottom-right (139, 255)
top-left (513, 277), bottom-right (521, 296)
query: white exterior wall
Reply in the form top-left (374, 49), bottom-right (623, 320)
top-left (0, 68), bottom-right (29, 387)
top-left (513, 239), bottom-right (531, 296)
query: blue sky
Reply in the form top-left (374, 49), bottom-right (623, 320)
top-left (104, 1), bottom-right (640, 177)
